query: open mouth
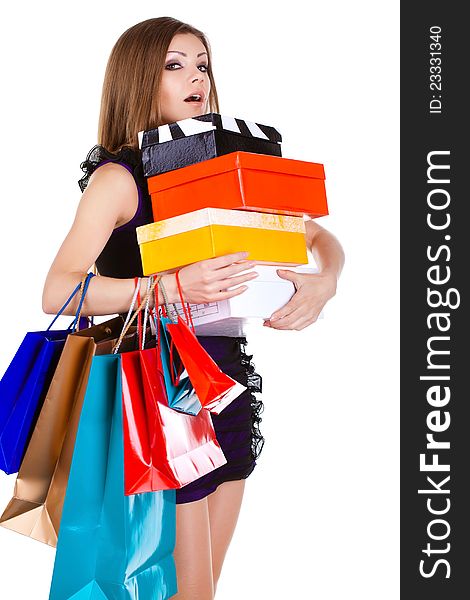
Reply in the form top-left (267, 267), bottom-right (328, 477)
top-left (184, 94), bottom-right (204, 104)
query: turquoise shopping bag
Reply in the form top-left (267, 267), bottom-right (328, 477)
top-left (49, 354), bottom-right (177, 600)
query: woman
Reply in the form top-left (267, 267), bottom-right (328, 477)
top-left (42, 16), bottom-right (345, 599)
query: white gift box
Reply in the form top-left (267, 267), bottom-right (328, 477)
top-left (167, 265), bottom-right (319, 337)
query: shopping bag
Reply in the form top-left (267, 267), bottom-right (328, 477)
top-left (159, 272), bottom-right (246, 414)
top-left (0, 274), bottom-right (94, 474)
top-left (158, 314), bottom-right (202, 416)
top-left (122, 346), bottom-right (227, 495)
top-left (165, 315), bottom-right (246, 414)
top-left (0, 316), bottom-right (126, 546)
top-left (49, 354), bottom-right (177, 600)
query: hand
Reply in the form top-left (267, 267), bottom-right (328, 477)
top-left (263, 269), bottom-right (337, 331)
top-left (170, 252), bottom-right (259, 304)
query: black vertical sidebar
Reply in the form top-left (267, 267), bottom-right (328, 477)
top-left (401, 4), bottom-right (468, 599)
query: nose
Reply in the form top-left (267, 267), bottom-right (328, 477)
top-left (190, 64), bottom-right (205, 84)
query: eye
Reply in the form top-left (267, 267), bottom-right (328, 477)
top-left (164, 62), bottom-right (209, 72)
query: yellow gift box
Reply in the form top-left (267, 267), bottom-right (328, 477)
top-left (136, 207), bottom-right (308, 274)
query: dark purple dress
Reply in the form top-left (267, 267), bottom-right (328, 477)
top-left (79, 145), bottom-right (265, 504)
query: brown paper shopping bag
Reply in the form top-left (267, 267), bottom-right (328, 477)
top-left (0, 317), bottom-right (128, 547)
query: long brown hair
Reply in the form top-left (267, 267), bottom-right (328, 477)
top-left (97, 17), bottom-right (220, 153)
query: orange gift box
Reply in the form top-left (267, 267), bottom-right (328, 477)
top-left (148, 151), bottom-right (328, 221)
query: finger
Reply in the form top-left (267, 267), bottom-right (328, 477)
top-left (211, 284), bottom-right (249, 302)
top-left (269, 298), bottom-right (302, 322)
top-left (207, 252), bottom-right (250, 269)
top-left (213, 261), bottom-right (258, 278)
top-left (269, 306), bottom-right (305, 329)
top-left (273, 310), bottom-right (320, 330)
top-left (213, 271), bottom-right (259, 290)
top-left (290, 314), bottom-right (319, 330)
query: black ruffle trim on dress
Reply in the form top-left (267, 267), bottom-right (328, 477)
top-left (238, 338), bottom-right (265, 462)
top-left (78, 144), bottom-right (147, 194)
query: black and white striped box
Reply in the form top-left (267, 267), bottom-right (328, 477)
top-left (139, 113), bottom-right (282, 177)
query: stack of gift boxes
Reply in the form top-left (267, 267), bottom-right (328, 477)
top-left (136, 113), bottom-right (328, 336)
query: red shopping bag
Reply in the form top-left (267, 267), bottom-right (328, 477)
top-left (161, 271), bottom-right (246, 414)
top-left (121, 342), bottom-right (227, 495)
top-left (165, 316), bottom-right (245, 414)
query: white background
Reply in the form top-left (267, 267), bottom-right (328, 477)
top-left (0, 1), bottom-right (399, 598)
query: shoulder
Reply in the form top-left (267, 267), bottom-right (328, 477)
top-left (84, 162), bottom-right (138, 206)
top-left (77, 162), bottom-right (139, 227)
top-left (87, 162), bottom-right (137, 195)
top-left (78, 144), bottom-right (142, 193)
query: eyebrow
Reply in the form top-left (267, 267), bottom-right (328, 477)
top-left (166, 50), bottom-right (208, 58)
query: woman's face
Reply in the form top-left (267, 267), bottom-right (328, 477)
top-left (160, 33), bottom-right (211, 125)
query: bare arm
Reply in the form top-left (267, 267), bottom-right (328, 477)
top-left (42, 163), bottom-right (258, 317)
top-left (42, 163), bottom-right (159, 317)
top-left (304, 219), bottom-right (345, 283)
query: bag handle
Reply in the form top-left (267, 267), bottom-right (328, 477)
top-left (157, 276), bottom-right (179, 324)
top-left (156, 310), bottom-right (185, 386)
top-left (111, 278), bottom-right (141, 354)
top-left (151, 281), bottom-right (186, 385)
top-left (136, 278), bottom-right (143, 350)
top-left (71, 273), bottom-right (95, 332)
top-left (156, 277), bottom-right (186, 385)
top-left (151, 280), bottom-right (176, 380)
top-left (141, 277), bottom-right (152, 350)
top-left (112, 275), bottom-right (161, 354)
top-left (152, 281), bottom-right (165, 354)
top-left (46, 272), bottom-right (95, 332)
top-left (175, 270), bottom-right (195, 330)
top-left (153, 279), bottom-right (161, 364)
top-left (158, 272), bottom-right (195, 331)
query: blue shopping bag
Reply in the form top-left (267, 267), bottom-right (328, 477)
top-left (49, 354), bottom-right (177, 600)
top-left (0, 274), bottom-right (94, 474)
